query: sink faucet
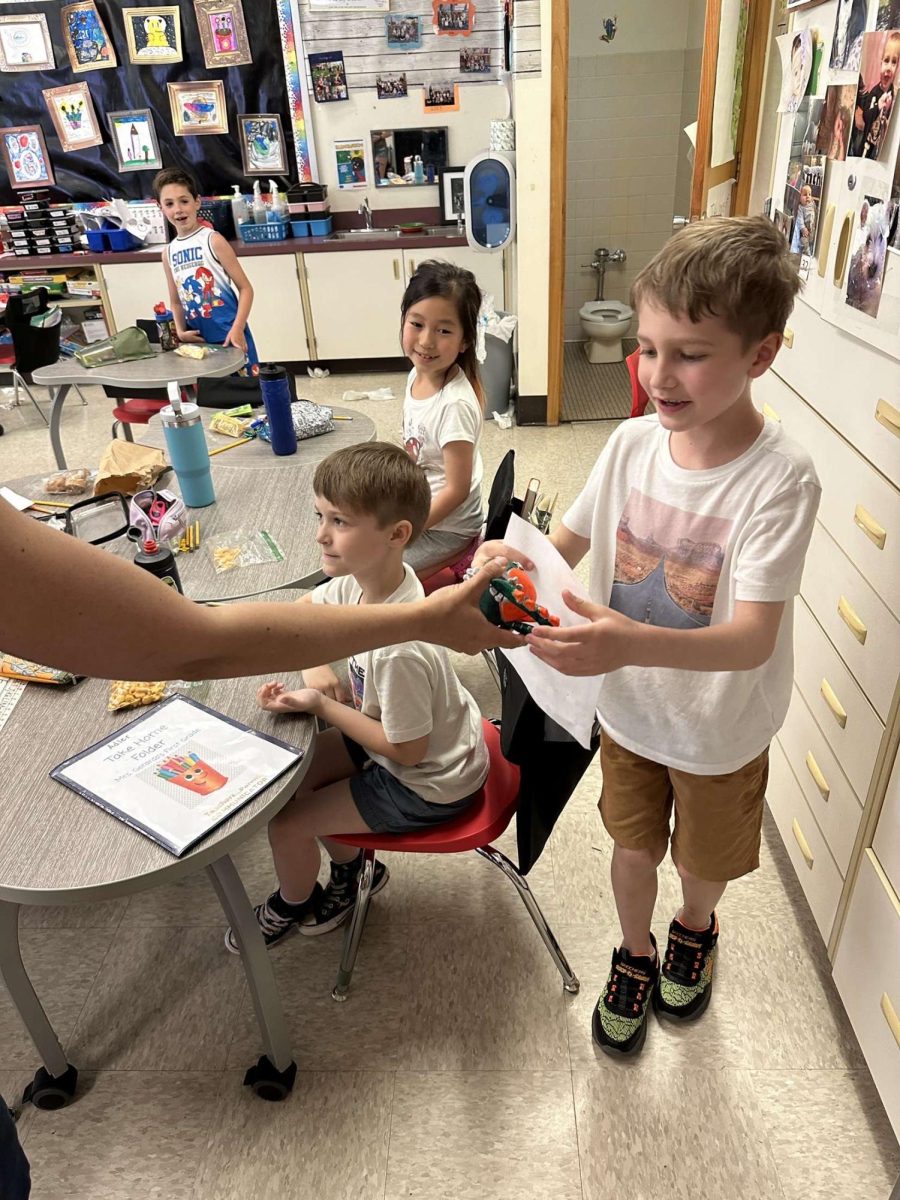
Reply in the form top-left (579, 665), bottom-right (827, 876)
top-left (358, 197), bottom-right (373, 231)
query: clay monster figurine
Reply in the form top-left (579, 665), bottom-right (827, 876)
top-left (479, 562), bottom-right (561, 635)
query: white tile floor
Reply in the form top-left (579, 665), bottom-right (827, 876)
top-left (0, 378), bottom-right (898, 1199)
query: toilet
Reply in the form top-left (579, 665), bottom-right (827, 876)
top-left (579, 300), bottom-right (634, 363)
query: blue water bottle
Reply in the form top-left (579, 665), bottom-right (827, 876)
top-left (258, 363), bottom-right (297, 456)
top-left (160, 384), bottom-right (216, 508)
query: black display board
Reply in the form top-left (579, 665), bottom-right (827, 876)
top-left (0, 1), bottom-right (291, 204)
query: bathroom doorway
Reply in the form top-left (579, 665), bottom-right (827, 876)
top-left (548, 0), bottom-right (773, 424)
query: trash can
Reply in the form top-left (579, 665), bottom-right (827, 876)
top-left (481, 311), bottom-right (515, 416)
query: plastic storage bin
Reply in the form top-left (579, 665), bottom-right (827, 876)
top-left (106, 228), bottom-right (141, 252)
top-left (290, 219), bottom-right (310, 238)
top-left (481, 312), bottom-right (515, 416)
top-left (238, 220), bottom-right (289, 243)
top-left (308, 216), bottom-right (332, 236)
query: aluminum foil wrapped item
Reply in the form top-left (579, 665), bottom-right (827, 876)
top-left (253, 401), bottom-right (335, 443)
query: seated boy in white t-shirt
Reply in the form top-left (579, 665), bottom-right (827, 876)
top-left (475, 216), bottom-right (821, 1057)
top-left (226, 442), bottom-right (488, 953)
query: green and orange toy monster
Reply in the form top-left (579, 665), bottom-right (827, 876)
top-left (479, 562), bottom-right (561, 636)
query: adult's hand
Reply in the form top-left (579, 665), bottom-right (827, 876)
top-left (420, 557), bottom-right (522, 654)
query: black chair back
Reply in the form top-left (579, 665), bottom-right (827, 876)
top-left (484, 449), bottom-right (522, 542)
top-left (5, 288), bottom-right (61, 378)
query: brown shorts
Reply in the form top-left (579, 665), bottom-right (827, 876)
top-left (599, 732), bottom-right (769, 882)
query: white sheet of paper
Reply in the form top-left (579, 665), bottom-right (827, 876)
top-left (497, 514), bottom-right (602, 748)
top-left (0, 487), bottom-right (32, 512)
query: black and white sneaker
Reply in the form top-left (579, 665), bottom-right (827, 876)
top-left (298, 853), bottom-right (390, 937)
top-left (224, 883), bottom-right (324, 955)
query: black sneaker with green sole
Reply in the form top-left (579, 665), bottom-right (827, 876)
top-left (592, 934), bottom-right (659, 1057)
top-left (654, 912), bottom-right (719, 1021)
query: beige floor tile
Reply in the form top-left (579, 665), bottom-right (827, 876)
top-left (227, 923), bottom-right (412, 1071)
top-left (65, 926), bottom-right (246, 1071)
top-left (386, 1071), bottom-right (582, 1200)
top-left (0, 930), bottom-right (113, 1069)
top-left (197, 1070), bottom-right (393, 1200)
top-left (398, 920), bottom-right (571, 1070)
top-left (749, 1070), bottom-right (900, 1200)
top-left (22, 1071), bottom-right (215, 1200)
top-left (573, 1067), bottom-right (784, 1200)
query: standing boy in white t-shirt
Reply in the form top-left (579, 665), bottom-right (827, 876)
top-left (226, 442), bottom-right (488, 952)
top-left (476, 216), bottom-right (821, 1056)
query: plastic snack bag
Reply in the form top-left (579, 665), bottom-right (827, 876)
top-left (208, 529), bottom-right (285, 573)
top-left (107, 680), bottom-right (168, 711)
top-left (0, 653), bottom-right (81, 686)
top-left (44, 468), bottom-right (90, 495)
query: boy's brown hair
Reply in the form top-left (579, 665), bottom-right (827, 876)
top-left (313, 441), bottom-right (431, 543)
top-left (631, 215), bottom-right (801, 346)
top-left (152, 167), bottom-right (200, 200)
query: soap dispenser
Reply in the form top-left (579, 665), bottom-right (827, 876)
top-left (251, 180), bottom-right (266, 225)
top-left (231, 184), bottom-right (249, 231)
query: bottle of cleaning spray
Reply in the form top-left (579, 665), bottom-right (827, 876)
top-left (231, 184), bottom-right (249, 234)
top-left (414, 155), bottom-right (425, 184)
top-left (251, 180), bottom-right (266, 225)
top-left (268, 179), bottom-right (287, 223)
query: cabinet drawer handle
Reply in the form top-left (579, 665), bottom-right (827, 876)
top-left (834, 210), bottom-right (854, 286)
top-left (762, 403), bottom-right (781, 423)
top-left (853, 504), bottom-right (886, 550)
top-left (393, 258), bottom-right (400, 280)
top-left (820, 678), bottom-right (848, 728)
top-left (817, 204), bottom-right (835, 277)
top-left (782, 327), bottom-right (794, 349)
top-left (882, 993), bottom-right (900, 1049)
top-left (837, 595), bottom-right (867, 644)
top-left (875, 398), bottom-right (900, 439)
top-left (791, 818), bottom-right (814, 869)
top-left (804, 751), bottom-right (830, 800)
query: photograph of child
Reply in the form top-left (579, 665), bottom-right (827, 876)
top-left (424, 83), bottom-right (459, 111)
top-left (848, 29), bottom-right (900, 159)
top-left (830, 0), bottom-right (867, 72)
top-left (385, 14), bottom-right (420, 48)
top-left (790, 156), bottom-right (825, 256)
top-left (779, 29), bottom-right (813, 114)
top-left (309, 51), bottom-right (349, 103)
top-left (460, 47), bottom-right (490, 72)
top-left (846, 188), bottom-right (895, 317)
top-left (877, 1), bottom-right (900, 31)
top-left (817, 83), bottom-right (857, 159)
top-left (797, 96), bottom-right (825, 155)
top-left (435, 2), bottom-right (472, 34)
top-left (377, 73), bottom-right (408, 98)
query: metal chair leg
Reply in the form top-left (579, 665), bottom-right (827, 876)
top-left (122, 421), bottom-right (135, 442)
top-left (111, 420), bottom-right (120, 440)
top-left (72, 385), bottom-right (88, 407)
top-left (476, 844), bottom-right (580, 993)
top-left (16, 375), bottom-right (48, 426)
top-left (332, 850), bottom-right (376, 1001)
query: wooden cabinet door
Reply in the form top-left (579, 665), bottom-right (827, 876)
top-left (304, 249), bottom-right (406, 359)
top-left (402, 245), bottom-right (506, 310)
top-left (238, 253), bottom-right (309, 362)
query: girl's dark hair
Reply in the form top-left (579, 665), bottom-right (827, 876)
top-left (152, 167), bottom-right (200, 200)
top-left (400, 259), bottom-right (484, 406)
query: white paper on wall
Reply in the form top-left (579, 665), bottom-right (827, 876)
top-left (494, 514), bottom-right (602, 750)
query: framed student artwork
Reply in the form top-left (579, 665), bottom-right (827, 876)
top-left (193, 0), bottom-right (252, 69)
top-left (122, 7), bottom-right (183, 65)
top-left (43, 83), bottom-right (104, 153)
top-left (1, 126), bottom-right (55, 191)
top-left (238, 115), bottom-right (288, 175)
top-left (107, 109), bottom-right (163, 172)
top-left (168, 81), bottom-right (229, 136)
top-left (438, 165), bottom-right (466, 222)
top-left (0, 14), bottom-right (55, 72)
top-left (60, 1), bottom-right (117, 73)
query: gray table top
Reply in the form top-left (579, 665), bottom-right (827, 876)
top-left (32, 344), bottom-right (245, 388)
top-left (140, 405), bottom-right (375, 469)
top-left (0, 592), bottom-right (314, 905)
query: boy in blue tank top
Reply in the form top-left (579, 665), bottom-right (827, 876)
top-left (154, 167), bottom-right (259, 374)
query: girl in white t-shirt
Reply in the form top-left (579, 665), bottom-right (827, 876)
top-left (400, 260), bottom-right (485, 576)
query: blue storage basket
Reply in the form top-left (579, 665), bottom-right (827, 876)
top-left (308, 216), bottom-right (332, 236)
top-left (239, 220), bottom-right (288, 243)
top-left (290, 219), bottom-right (310, 238)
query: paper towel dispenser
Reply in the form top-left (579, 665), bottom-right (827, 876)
top-left (463, 151), bottom-right (516, 252)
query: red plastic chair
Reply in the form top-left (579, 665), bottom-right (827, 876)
top-left (626, 346), bottom-right (650, 417)
top-left (328, 718), bottom-right (580, 1001)
top-left (419, 534), bottom-right (483, 595)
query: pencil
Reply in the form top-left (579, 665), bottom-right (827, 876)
top-left (194, 520), bottom-right (200, 550)
top-left (332, 415), bottom-right (353, 421)
top-left (208, 436), bottom-right (253, 457)
top-left (31, 499), bottom-right (72, 509)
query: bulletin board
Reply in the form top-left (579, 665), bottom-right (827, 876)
top-left (0, 1), bottom-right (293, 204)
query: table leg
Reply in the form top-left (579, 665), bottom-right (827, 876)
top-left (48, 384), bottom-right (71, 470)
top-left (0, 902), bottom-right (67, 1077)
top-left (206, 855), bottom-right (296, 1085)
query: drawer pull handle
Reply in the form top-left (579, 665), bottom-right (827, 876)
top-left (762, 403), bottom-right (781, 423)
top-left (791, 818), bottom-right (814, 869)
top-left (817, 204), bottom-right (835, 277)
top-left (804, 751), bottom-right (830, 800)
top-left (820, 678), bottom-right (848, 728)
top-left (837, 596), bottom-right (867, 644)
top-left (834, 210), bottom-right (854, 286)
top-left (875, 398), bottom-right (900, 439)
top-left (853, 504), bottom-right (886, 550)
top-left (393, 259), bottom-right (400, 280)
top-left (882, 993), bottom-right (900, 1049)
top-left (782, 327), bottom-right (794, 349)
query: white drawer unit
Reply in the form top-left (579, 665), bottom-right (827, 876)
top-left (756, 372), bottom-right (900, 619)
top-left (832, 850), bottom-right (900, 1140)
top-left (800, 523), bottom-right (900, 724)
top-left (874, 752), bottom-right (900, 901)
top-left (777, 685), bottom-right (863, 877)
top-left (767, 739), bottom-right (844, 941)
top-left (793, 600), bottom-right (884, 804)
top-left (774, 296), bottom-right (900, 489)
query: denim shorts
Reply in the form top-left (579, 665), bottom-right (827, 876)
top-left (342, 734), bottom-right (479, 834)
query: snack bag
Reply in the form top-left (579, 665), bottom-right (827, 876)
top-left (107, 680), bottom-right (168, 711)
top-left (44, 468), bottom-right (90, 495)
top-left (0, 653), bottom-right (81, 686)
top-left (208, 529), bottom-right (285, 573)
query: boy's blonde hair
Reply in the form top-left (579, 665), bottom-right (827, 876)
top-left (631, 215), bottom-right (801, 346)
top-left (313, 442), bottom-right (431, 543)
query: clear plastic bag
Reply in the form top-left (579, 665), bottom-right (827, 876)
top-left (107, 679), bottom-right (169, 711)
top-left (208, 529), bottom-right (285, 573)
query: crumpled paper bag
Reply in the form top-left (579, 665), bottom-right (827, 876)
top-left (93, 441), bottom-right (168, 497)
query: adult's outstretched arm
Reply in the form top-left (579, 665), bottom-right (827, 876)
top-left (1, 500), bottom-right (518, 680)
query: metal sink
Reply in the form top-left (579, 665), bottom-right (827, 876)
top-left (327, 225), bottom-right (460, 241)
